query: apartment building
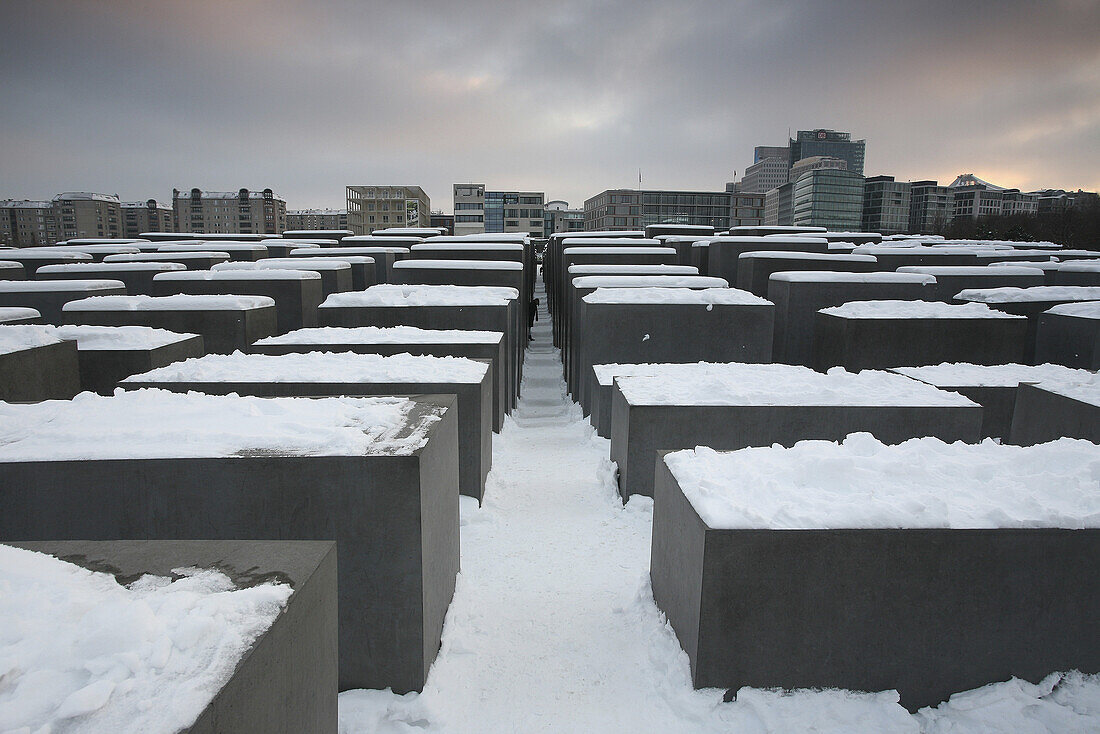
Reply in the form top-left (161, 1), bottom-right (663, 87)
top-left (453, 184), bottom-right (544, 236)
top-left (0, 200), bottom-right (57, 246)
top-left (346, 186), bottom-right (431, 235)
top-left (583, 189), bottom-right (730, 231)
top-left (286, 208), bottom-right (348, 231)
top-left (172, 188), bottom-right (286, 235)
top-left (121, 199), bottom-right (173, 238)
top-left (52, 192), bottom-right (123, 240)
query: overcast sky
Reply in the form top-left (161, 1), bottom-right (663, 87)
top-left (1, 0), bottom-right (1097, 213)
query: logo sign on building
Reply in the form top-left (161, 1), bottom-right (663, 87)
top-left (817, 131), bottom-right (827, 139)
top-left (406, 199), bottom-right (419, 226)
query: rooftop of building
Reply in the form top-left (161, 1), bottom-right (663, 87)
top-left (288, 208), bottom-right (347, 215)
top-left (52, 192), bottom-right (121, 203)
top-left (173, 188), bottom-right (284, 200)
top-left (0, 200), bottom-right (51, 208)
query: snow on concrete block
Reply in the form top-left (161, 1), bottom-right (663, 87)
top-left (706, 236), bottom-right (831, 286)
top-left (0, 390), bottom-right (460, 693)
top-left (812, 300), bottom-right (1028, 371)
top-left (1009, 376), bottom-right (1100, 445)
top-left (0, 279), bottom-right (128, 324)
top-left (1035, 301), bottom-right (1100, 370)
top-left (0, 260), bottom-right (27, 280)
top-left (651, 436), bottom-right (1100, 710)
top-left (0, 306), bottom-right (41, 325)
top-left (104, 251), bottom-right (232, 270)
top-left (895, 265), bottom-right (1046, 301)
top-left (52, 324), bottom-right (205, 394)
top-left (253, 326), bottom-right (508, 432)
top-left (609, 364), bottom-right (980, 498)
top-left (767, 272), bottom-right (938, 366)
top-left (0, 325), bottom-right (81, 401)
top-left (159, 242), bottom-right (269, 261)
top-left (736, 251), bottom-right (878, 296)
top-left (892, 362), bottom-right (1094, 439)
top-left (2, 540), bottom-right (337, 733)
top-left (121, 352), bottom-right (493, 501)
top-left (62, 294), bottom-right (277, 354)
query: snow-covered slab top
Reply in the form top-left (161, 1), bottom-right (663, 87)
top-left (153, 269), bottom-right (321, 281)
top-left (561, 238), bottom-right (659, 247)
top-left (124, 351), bottom-right (489, 385)
top-left (37, 262), bottom-right (187, 273)
top-left (583, 287), bottom-right (768, 305)
top-left (721, 236), bottom-right (829, 244)
top-left (988, 260), bottom-right (1061, 271)
top-left (0, 279), bottom-right (126, 292)
top-left (572, 275), bottom-right (728, 289)
top-left (63, 294), bottom-right (275, 312)
top-left (1046, 301), bottom-right (1100, 319)
top-left (956, 286), bottom-right (1100, 304)
top-left (1026, 371), bottom-right (1100, 407)
top-left (614, 364), bottom-right (975, 407)
top-left (852, 245), bottom-right (985, 256)
top-left (281, 230), bottom-right (353, 237)
top-left (305, 246), bottom-right (408, 255)
top-left (731, 225), bottom-right (827, 233)
top-left (0, 543), bottom-right (292, 734)
top-left (659, 235), bottom-right (717, 243)
top-left (411, 243), bottom-right (524, 252)
top-left (664, 435), bottom-right (1100, 530)
top-left (41, 244), bottom-right (141, 254)
top-left (214, 259), bottom-right (350, 272)
top-left (0, 325), bottom-right (65, 355)
top-left (393, 259), bottom-right (523, 271)
top-left (159, 243), bottom-right (267, 252)
top-left (263, 239), bottom-right (323, 247)
top-left (0, 307), bottom-right (40, 321)
top-left (321, 284), bottom-right (518, 307)
top-left (59, 238), bottom-right (151, 245)
top-left (0, 260), bottom-right (22, 267)
top-left (0, 390), bottom-right (440, 460)
top-left (256, 325), bottom-right (503, 346)
top-left (2, 250), bottom-right (93, 260)
top-left (892, 362), bottom-right (1095, 388)
top-left (1059, 261), bottom-right (1100, 273)
top-left (287, 249), bottom-right (377, 261)
top-left (770, 271), bottom-right (936, 284)
top-left (342, 235), bottom-right (422, 246)
top-left (563, 246), bottom-right (676, 256)
top-left (737, 251), bottom-right (877, 262)
top-left (568, 264), bottom-right (697, 275)
top-left (896, 265), bottom-right (1045, 276)
top-left (103, 252), bottom-right (230, 262)
top-left (819, 300), bottom-right (1022, 319)
top-left (52, 324), bottom-right (199, 350)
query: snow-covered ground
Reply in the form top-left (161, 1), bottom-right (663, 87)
top-left (338, 278), bottom-right (1100, 733)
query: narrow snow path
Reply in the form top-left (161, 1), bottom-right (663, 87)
top-left (339, 276), bottom-right (1100, 734)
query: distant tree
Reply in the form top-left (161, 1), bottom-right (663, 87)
top-left (936, 204), bottom-right (1099, 250)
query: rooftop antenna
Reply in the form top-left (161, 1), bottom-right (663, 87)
top-left (639, 168), bottom-right (642, 189)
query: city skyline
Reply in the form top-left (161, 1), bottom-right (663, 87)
top-left (1, 0), bottom-right (1097, 212)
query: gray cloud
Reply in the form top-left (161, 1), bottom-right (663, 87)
top-left (1, 0), bottom-right (1097, 211)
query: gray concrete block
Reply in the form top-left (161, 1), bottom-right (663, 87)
top-left (151, 271), bottom-right (324, 334)
top-left (122, 370), bottom-right (494, 502)
top-left (63, 299), bottom-right (278, 355)
top-left (707, 237), bottom-right (830, 286)
top-left (1008, 383), bottom-right (1100, 445)
top-left (252, 331), bottom-right (507, 432)
top-left (37, 263), bottom-right (186, 296)
top-left (0, 339), bottom-right (81, 401)
top-left (650, 458), bottom-right (1100, 711)
top-left (812, 312), bottom-right (1029, 371)
top-left (104, 252), bottom-right (232, 270)
top-left (896, 266), bottom-right (1047, 302)
top-left (8, 540), bottom-right (338, 734)
top-left (610, 386), bottom-right (980, 498)
top-left (0, 395), bottom-right (460, 693)
top-left (1035, 310), bottom-right (1100, 369)
top-left (0, 280), bottom-right (128, 324)
top-left (71, 331), bottom-right (206, 395)
top-left (0, 261), bottom-right (26, 280)
top-left (767, 274), bottom-right (937, 366)
top-left (737, 252), bottom-right (878, 296)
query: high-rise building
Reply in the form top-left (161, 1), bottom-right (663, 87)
top-left (791, 169), bottom-right (865, 230)
top-left (121, 200), bottom-right (172, 238)
top-left (172, 188), bottom-right (286, 235)
top-left (740, 156), bottom-right (789, 194)
top-left (729, 192), bottom-right (766, 227)
top-left (583, 189), bottom-right (731, 231)
top-left (453, 184), bottom-right (545, 236)
top-left (861, 176), bottom-right (911, 234)
top-left (789, 129), bottom-right (866, 176)
top-left (908, 180), bottom-right (953, 233)
top-left (0, 200), bottom-right (57, 246)
top-left (544, 200), bottom-right (585, 235)
top-left (789, 155), bottom-right (848, 183)
top-left (346, 186), bottom-right (430, 235)
top-left (763, 182), bottom-right (795, 226)
top-left (754, 145), bottom-right (789, 164)
top-left (285, 208), bottom-right (348, 231)
top-left (53, 192), bottom-right (123, 240)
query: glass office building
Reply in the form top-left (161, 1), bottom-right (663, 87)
top-left (791, 169), bottom-right (865, 231)
top-left (789, 130), bottom-right (866, 176)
